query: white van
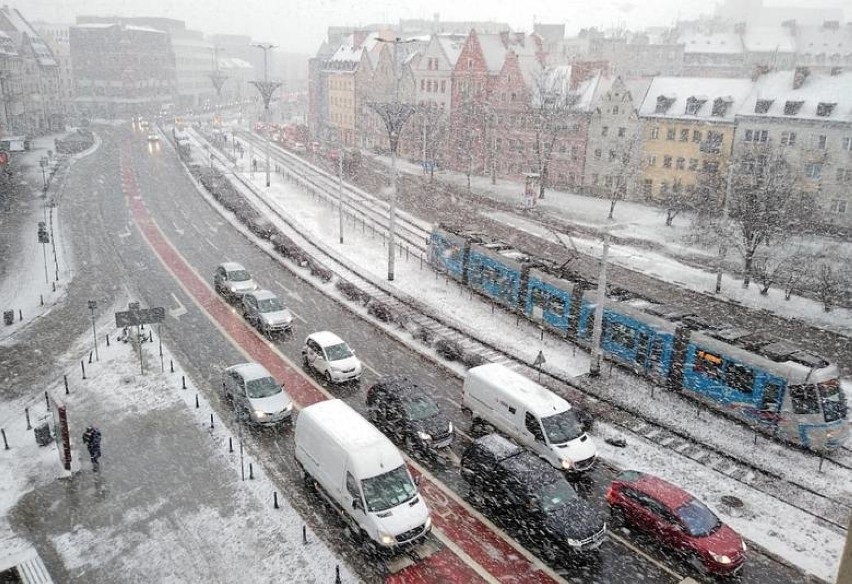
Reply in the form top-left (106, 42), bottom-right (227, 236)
top-left (462, 363), bottom-right (597, 473)
top-left (294, 399), bottom-right (431, 549)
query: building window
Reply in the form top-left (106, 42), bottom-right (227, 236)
top-left (685, 97), bottom-right (704, 115)
top-left (650, 127), bottom-right (660, 139)
top-left (702, 131), bottom-right (723, 154)
top-left (676, 157), bottom-right (686, 170)
top-left (604, 175), bottom-right (613, 187)
top-left (755, 99), bottom-right (773, 114)
top-left (643, 179), bottom-right (653, 197)
top-left (804, 162), bottom-right (822, 179)
top-left (601, 126), bottom-right (609, 136)
top-left (612, 105), bottom-right (619, 114)
top-left (609, 150), bottom-right (617, 162)
top-left (666, 128), bottom-right (676, 141)
top-left (680, 129), bottom-right (689, 142)
top-left (784, 100), bottom-right (804, 115)
top-left (441, 80), bottom-right (446, 93)
top-left (692, 130), bottom-right (702, 142)
top-left (816, 135), bottom-right (827, 149)
top-left (592, 173), bottom-right (599, 185)
top-left (647, 154), bottom-right (657, 166)
top-left (420, 79), bottom-right (425, 90)
top-left (829, 199), bottom-right (848, 213)
top-left (837, 169), bottom-right (852, 183)
top-left (594, 149), bottom-right (602, 159)
top-left (781, 131), bottom-right (797, 146)
top-left (618, 127), bottom-right (626, 137)
top-left (663, 155), bottom-right (672, 168)
top-left (816, 102), bottom-right (836, 117)
top-left (688, 158), bottom-right (699, 171)
top-left (843, 137), bottom-right (852, 151)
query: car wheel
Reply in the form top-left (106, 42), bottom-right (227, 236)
top-left (687, 554), bottom-right (707, 576)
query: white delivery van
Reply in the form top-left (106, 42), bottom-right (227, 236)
top-left (294, 399), bottom-right (432, 549)
top-left (462, 363), bottom-right (597, 473)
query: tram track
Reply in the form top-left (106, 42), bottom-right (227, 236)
top-left (187, 126), bottom-right (851, 535)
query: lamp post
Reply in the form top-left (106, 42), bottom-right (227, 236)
top-left (589, 231), bottom-right (610, 377)
top-left (369, 37), bottom-right (416, 281)
top-left (88, 300), bottom-right (99, 362)
top-left (337, 134), bottom-right (344, 244)
top-left (250, 43), bottom-right (281, 188)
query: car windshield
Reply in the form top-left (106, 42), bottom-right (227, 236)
top-left (541, 410), bottom-right (583, 445)
top-left (324, 342), bottom-right (352, 361)
top-left (536, 480), bottom-right (579, 512)
top-left (258, 297), bottom-right (284, 313)
top-left (245, 376), bottom-right (280, 399)
top-left (228, 270), bottom-right (251, 282)
top-left (818, 380), bottom-right (848, 423)
top-left (361, 465), bottom-right (417, 513)
top-left (404, 395), bottom-right (440, 421)
top-left (676, 499), bottom-right (722, 538)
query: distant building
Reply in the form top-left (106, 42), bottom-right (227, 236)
top-left (588, 35), bottom-right (684, 77)
top-left (679, 31), bottom-right (745, 77)
top-left (0, 6), bottom-right (63, 135)
top-left (33, 22), bottom-right (75, 126)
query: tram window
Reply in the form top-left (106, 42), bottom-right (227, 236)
top-left (761, 383), bottom-right (781, 411)
top-left (649, 339), bottom-right (663, 364)
top-left (789, 385), bottom-right (820, 415)
top-left (693, 349), bottom-right (723, 379)
top-left (725, 362), bottom-right (754, 394)
top-left (549, 297), bottom-right (565, 316)
top-left (609, 322), bottom-right (636, 349)
top-left (531, 288), bottom-right (547, 308)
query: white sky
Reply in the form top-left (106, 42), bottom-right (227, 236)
top-left (12, 0), bottom-right (724, 53)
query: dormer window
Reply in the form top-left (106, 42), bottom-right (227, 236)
top-left (685, 96), bottom-right (706, 115)
top-left (711, 97), bottom-right (733, 117)
top-left (784, 100), bottom-right (804, 115)
top-left (816, 102), bottom-right (836, 117)
top-left (655, 94), bottom-right (675, 113)
top-left (755, 99), bottom-right (773, 114)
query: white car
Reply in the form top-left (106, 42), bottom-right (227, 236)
top-left (222, 362), bottom-right (293, 425)
top-left (241, 289), bottom-right (293, 337)
top-left (301, 331), bottom-right (363, 384)
top-left (147, 132), bottom-right (160, 142)
top-left (214, 262), bottom-right (258, 302)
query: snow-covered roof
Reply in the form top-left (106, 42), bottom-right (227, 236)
top-left (678, 32), bottom-right (743, 55)
top-left (741, 70), bottom-right (852, 122)
top-left (72, 23), bottom-right (116, 29)
top-left (1, 7), bottom-right (56, 66)
top-left (437, 33), bottom-right (464, 66)
top-left (591, 76), bottom-right (652, 110)
top-left (125, 25), bottom-right (166, 34)
top-left (219, 57), bottom-right (252, 70)
top-left (794, 24), bottom-right (852, 56)
top-left (639, 77), bottom-right (754, 122)
top-left (474, 32), bottom-right (539, 74)
top-left (742, 27), bottom-right (795, 53)
top-left (325, 32), bottom-right (381, 72)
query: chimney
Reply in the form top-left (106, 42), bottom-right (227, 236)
top-left (793, 66), bottom-right (810, 89)
top-left (751, 64), bottom-right (772, 81)
top-left (830, 66), bottom-right (843, 76)
top-left (499, 30), bottom-right (509, 47)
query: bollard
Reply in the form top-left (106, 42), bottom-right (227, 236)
top-left (106, 334), bottom-right (110, 347)
top-left (170, 360), bottom-right (174, 373)
top-left (540, 327), bottom-right (544, 341)
top-left (52, 281), bottom-right (56, 292)
top-left (819, 457), bottom-right (825, 473)
top-left (754, 431), bottom-right (758, 446)
top-left (210, 414), bottom-right (214, 429)
top-left (249, 462), bottom-right (254, 479)
top-left (45, 391), bottom-right (49, 410)
top-left (335, 565), bottom-right (341, 584)
top-left (302, 525), bottom-right (307, 544)
top-left (18, 309), bottom-right (22, 321)
top-left (63, 375), bottom-right (69, 394)
top-left (1, 428), bottom-right (7, 450)
top-left (88, 351), bottom-right (93, 364)
top-left (195, 394), bottom-right (199, 408)
top-left (40, 294), bottom-right (44, 306)
top-left (25, 408), bottom-right (31, 430)
top-left (81, 360), bottom-right (86, 379)
top-left (229, 437), bottom-right (233, 453)
top-left (182, 376), bottom-right (186, 390)
top-left (273, 491), bottom-right (279, 509)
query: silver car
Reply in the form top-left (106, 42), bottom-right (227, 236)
top-left (241, 290), bottom-right (293, 337)
top-left (222, 362), bottom-right (293, 425)
top-left (214, 262), bottom-right (258, 302)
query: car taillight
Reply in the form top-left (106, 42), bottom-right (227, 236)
top-left (606, 486), bottom-right (615, 500)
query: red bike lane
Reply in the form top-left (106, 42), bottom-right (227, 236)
top-left (120, 144), bottom-right (561, 584)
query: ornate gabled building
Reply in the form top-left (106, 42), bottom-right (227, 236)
top-left (0, 6), bottom-right (63, 135)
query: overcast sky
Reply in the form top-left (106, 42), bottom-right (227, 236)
top-left (12, 0), bottom-right (850, 54)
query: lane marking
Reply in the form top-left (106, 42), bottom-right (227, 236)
top-left (289, 309), bottom-right (307, 324)
top-left (275, 280), bottom-right (303, 303)
top-left (204, 237), bottom-right (219, 251)
top-left (359, 358), bottom-right (381, 378)
top-left (169, 292), bottom-right (187, 319)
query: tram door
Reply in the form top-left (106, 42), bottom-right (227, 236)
top-left (635, 331), bottom-right (650, 372)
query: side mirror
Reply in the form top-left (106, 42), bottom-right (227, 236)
top-left (414, 475), bottom-right (421, 486)
top-left (352, 498), bottom-right (363, 511)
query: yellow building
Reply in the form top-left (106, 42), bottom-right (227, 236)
top-left (324, 37), bottom-right (374, 147)
top-left (637, 78), bottom-right (754, 202)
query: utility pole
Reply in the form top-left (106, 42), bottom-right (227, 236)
top-left (250, 43), bottom-right (281, 188)
top-left (589, 232), bottom-right (610, 377)
top-left (369, 37), bottom-right (416, 281)
top-left (338, 133), bottom-right (344, 244)
top-left (716, 161), bottom-right (734, 294)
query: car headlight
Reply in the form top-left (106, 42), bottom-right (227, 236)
top-left (742, 540), bottom-right (748, 552)
top-left (566, 538), bottom-right (581, 548)
top-left (561, 459), bottom-right (574, 470)
top-left (424, 516), bottom-right (432, 530)
top-left (417, 431), bottom-right (432, 441)
top-left (378, 532), bottom-right (395, 546)
top-left (710, 552), bottom-right (732, 564)
top-left (254, 410), bottom-right (267, 420)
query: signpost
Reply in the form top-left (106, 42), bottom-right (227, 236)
top-left (115, 303), bottom-right (165, 374)
top-left (38, 222), bottom-right (49, 284)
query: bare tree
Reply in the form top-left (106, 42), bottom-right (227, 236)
top-left (414, 105), bottom-right (448, 181)
top-left (810, 257), bottom-right (850, 312)
top-left (451, 96), bottom-right (486, 193)
top-left (528, 69), bottom-right (580, 200)
top-left (661, 180), bottom-right (694, 226)
top-left (605, 127), bottom-right (642, 220)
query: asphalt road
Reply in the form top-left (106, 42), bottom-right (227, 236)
top-left (3, 123), bottom-right (814, 584)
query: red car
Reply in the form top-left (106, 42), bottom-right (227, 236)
top-left (606, 470), bottom-right (746, 576)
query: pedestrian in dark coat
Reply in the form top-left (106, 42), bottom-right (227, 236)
top-left (82, 426), bottom-right (102, 471)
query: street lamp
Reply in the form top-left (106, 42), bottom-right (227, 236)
top-left (250, 43), bottom-right (281, 188)
top-left (370, 37), bottom-right (416, 281)
top-left (589, 230), bottom-right (610, 377)
top-left (88, 300), bottom-right (99, 362)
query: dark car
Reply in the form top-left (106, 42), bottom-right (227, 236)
top-left (366, 375), bottom-right (454, 453)
top-left (606, 470), bottom-right (747, 577)
top-left (460, 433), bottom-right (607, 561)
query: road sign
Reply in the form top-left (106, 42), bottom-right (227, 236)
top-left (115, 306), bottom-right (165, 327)
top-left (533, 351), bottom-right (546, 367)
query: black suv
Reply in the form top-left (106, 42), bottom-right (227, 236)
top-left (366, 375), bottom-right (454, 453)
top-left (460, 433), bottom-right (606, 560)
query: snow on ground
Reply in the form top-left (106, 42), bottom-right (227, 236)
top-left (217, 138), bottom-right (847, 582)
top-left (0, 305), bottom-right (359, 583)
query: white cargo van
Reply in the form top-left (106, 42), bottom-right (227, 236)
top-left (462, 363), bottom-right (597, 473)
top-left (294, 399), bottom-right (431, 549)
